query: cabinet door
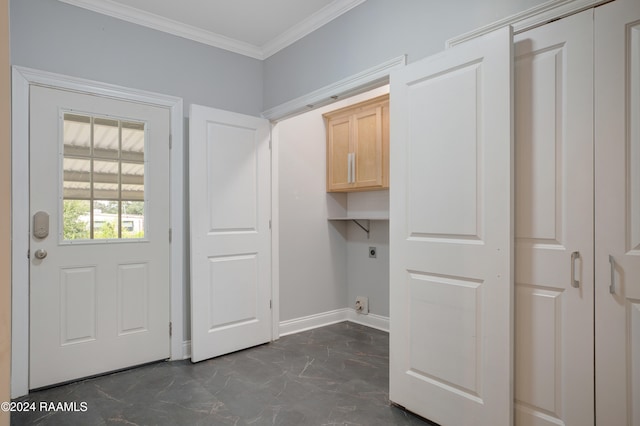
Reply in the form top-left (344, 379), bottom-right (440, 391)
top-left (595, 0), bottom-right (640, 424)
top-left (514, 10), bottom-right (594, 426)
top-left (326, 115), bottom-right (352, 191)
top-left (353, 106), bottom-right (383, 189)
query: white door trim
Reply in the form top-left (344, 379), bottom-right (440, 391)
top-left (261, 55), bottom-right (406, 122)
top-left (446, 0), bottom-right (610, 48)
top-left (270, 123), bottom-right (281, 341)
top-left (10, 66), bottom-right (184, 398)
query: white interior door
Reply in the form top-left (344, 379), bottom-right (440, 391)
top-left (595, 0), bottom-right (640, 424)
top-left (514, 10), bottom-right (594, 426)
top-left (29, 85), bottom-right (171, 389)
top-left (189, 105), bottom-right (271, 363)
top-left (389, 26), bottom-right (513, 426)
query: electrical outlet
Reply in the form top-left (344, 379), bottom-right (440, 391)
top-left (369, 247), bottom-right (377, 258)
top-left (355, 296), bottom-right (369, 314)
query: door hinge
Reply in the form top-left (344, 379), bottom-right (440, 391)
top-left (269, 138), bottom-right (272, 149)
top-left (270, 300), bottom-right (272, 309)
top-left (269, 219), bottom-right (272, 229)
top-left (169, 322), bottom-right (172, 337)
top-left (27, 249), bottom-right (30, 259)
top-left (169, 228), bottom-right (172, 243)
top-left (169, 134), bottom-right (172, 149)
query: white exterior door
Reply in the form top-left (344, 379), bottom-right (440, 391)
top-left (29, 85), bottom-right (171, 389)
top-left (189, 105), bottom-right (272, 363)
top-left (389, 27), bottom-right (513, 426)
top-left (514, 10), bottom-right (594, 426)
top-left (595, 0), bottom-right (640, 424)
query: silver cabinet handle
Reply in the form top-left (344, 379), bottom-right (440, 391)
top-left (347, 153), bottom-right (352, 183)
top-left (571, 251), bottom-right (580, 288)
top-left (609, 255), bottom-right (615, 294)
top-left (350, 153), bottom-right (356, 183)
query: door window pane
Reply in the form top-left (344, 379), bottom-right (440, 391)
top-left (62, 199), bottom-right (90, 240)
top-left (122, 201), bottom-right (145, 238)
top-left (93, 118), bottom-right (119, 159)
top-left (62, 113), bottom-right (146, 241)
top-left (63, 114), bottom-right (91, 157)
top-left (63, 158), bottom-right (91, 199)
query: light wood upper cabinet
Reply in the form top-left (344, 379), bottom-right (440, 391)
top-left (324, 94), bottom-right (389, 192)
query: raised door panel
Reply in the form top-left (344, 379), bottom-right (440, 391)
top-left (206, 121), bottom-right (258, 233)
top-left (117, 263), bottom-right (149, 336)
top-left (207, 254), bottom-right (258, 330)
top-left (408, 62), bottom-right (481, 240)
top-left (60, 267), bottom-right (97, 345)
top-left (514, 10), bottom-right (594, 426)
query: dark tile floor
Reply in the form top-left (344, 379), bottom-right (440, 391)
top-left (12, 322), bottom-right (437, 425)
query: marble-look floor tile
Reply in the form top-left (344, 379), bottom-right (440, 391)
top-left (12, 322), bottom-right (437, 426)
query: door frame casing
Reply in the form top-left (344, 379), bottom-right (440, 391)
top-left (11, 66), bottom-right (184, 398)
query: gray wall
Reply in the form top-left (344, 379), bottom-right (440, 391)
top-left (277, 101), bottom-right (348, 322)
top-left (271, 0), bottom-right (550, 323)
top-left (10, 0), bottom-right (553, 333)
top-left (10, 0), bottom-right (265, 342)
top-left (277, 86), bottom-right (390, 322)
top-left (10, 0), bottom-right (264, 116)
top-left (347, 220), bottom-right (389, 317)
top-left (263, 0), bottom-right (548, 111)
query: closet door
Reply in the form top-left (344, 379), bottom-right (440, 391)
top-left (595, 0), bottom-right (640, 424)
top-left (514, 10), bottom-right (594, 426)
top-left (189, 105), bottom-right (272, 363)
top-left (390, 26), bottom-right (512, 426)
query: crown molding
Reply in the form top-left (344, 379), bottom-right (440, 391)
top-left (262, 0), bottom-right (366, 58)
top-left (58, 0), bottom-right (367, 60)
top-left (58, 0), bottom-right (263, 58)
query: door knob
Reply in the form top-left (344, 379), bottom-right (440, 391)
top-left (34, 249), bottom-right (47, 260)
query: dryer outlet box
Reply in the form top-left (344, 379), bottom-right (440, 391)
top-left (355, 296), bottom-right (369, 314)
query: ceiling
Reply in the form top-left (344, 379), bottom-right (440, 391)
top-left (58, 0), bottom-right (366, 59)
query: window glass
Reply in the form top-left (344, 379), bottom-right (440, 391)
top-left (62, 113), bottom-right (146, 241)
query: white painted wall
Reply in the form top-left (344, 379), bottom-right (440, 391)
top-left (277, 105), bottom-right (348, 322)
top-left (278, 85), bottom-right (390, 322)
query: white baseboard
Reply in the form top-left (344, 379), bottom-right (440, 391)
top-left (346, 309), bottom-right (390, 333)
top-left (278, 308), bottom-right (350, 336)
top-left (278, 308), bottom-right (389, 336)
top-left (181, 309), bottom-right (390, 360)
